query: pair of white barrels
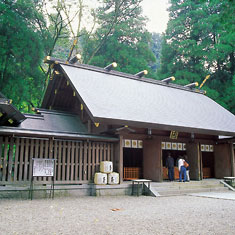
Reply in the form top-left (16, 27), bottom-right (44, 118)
top-left (94, 161), bottom-right (119, 185)
top-left (94, 172), bottom-right (119, 185)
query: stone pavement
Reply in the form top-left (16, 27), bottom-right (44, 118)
top-left (189, 191), bottom-right (235, 200)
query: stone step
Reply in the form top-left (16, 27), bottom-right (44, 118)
top-left (151, 180), bottom-right (223, 187)
top-left (151, 184), bottom-right (226, 191)
top-left (157, 187), bottom-right (229, 197)
top-left (147, 180), bottom-right (230, 197)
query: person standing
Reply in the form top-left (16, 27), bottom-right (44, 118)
top-left (178, 156), bottom-right (186, 182)
top-left (184, 155), bottom-right (190, 182)
top-left (166, 152), bottom-right (175, 181)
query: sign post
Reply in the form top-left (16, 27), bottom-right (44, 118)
top-left (29, 158), bottom-right (56, 200)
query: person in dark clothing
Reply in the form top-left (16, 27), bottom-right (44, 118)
top-left (166, 152), bottom-right (174, 181)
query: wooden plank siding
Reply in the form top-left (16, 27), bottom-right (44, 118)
top-left (66, 141), bottom-right (71, 181)
top-left (70, 141), bottom-right (75, 181)
top-left (28, 139), bottom-right (34, 181)
top-left (57, 140), bottom-right (62, 181)
top-left (18, 138), bottom-right (24, 181)
top-left (13, 138), bottom-right (20, 182)
top-left (96, 143), bottom-right (99, 173)
top-left (79, 142), bottom-right (83, 182)
top-left (0, 136), bottom-right (114, 185)
top-left (92, 142), bottom-right (96, 179)
top-left (83, 142), bottom-right (87, 181)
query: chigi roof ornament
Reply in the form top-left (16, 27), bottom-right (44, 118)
top-left (69, 54), bottom-right (82, 64)
top-left (184, 82), bottom-right (199, 89)
top-left (161, 76), bottom-right (175, 84)
top-left (135, 70), bottom-right (148, 78)
top-left (104, 62), bottom-right (118, 71)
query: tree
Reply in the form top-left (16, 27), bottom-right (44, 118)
top-left (159, 0), bottom-right (208, 82)
top-left (40, 0), bottom-right (156, 75)
top-left (0, 0), bottom-right (46, 111)
top-left (0, 0), bottom-right (157, 111)
top-left (35, 0), bottom-right (76, 89)
top-left (158, 0), bottom-right (235, 113)
top-left (82, 0), bottom-right (156, 76)
top-left (151, 33), bottom-right (162, 72)
top-left (88, 30), bottom-right (156, 75)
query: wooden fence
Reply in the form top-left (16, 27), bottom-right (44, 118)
top-left (0, 136), bottom-right (114, 185)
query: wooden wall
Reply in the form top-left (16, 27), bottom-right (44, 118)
top-left (143, 137), bottom-right (162, 182)
top-left (186, 143), bottom-right (201, 180)
top-left (0, 136), bottom-right (114, 185)
top-left (214, 143), bottom-right (232, 178)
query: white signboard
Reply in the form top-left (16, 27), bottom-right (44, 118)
top-left (33, 159), bottom-right (55, 177)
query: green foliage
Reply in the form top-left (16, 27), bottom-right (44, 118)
top-left (89, 31), bottom-right (156, 75)
top-left (48, 15), bottom-right (71, 60)
top-left (0, 0), bottom-right (157, 111)
top-left (82, 0), bottom-right (156, 76)
top-left (0, 0), bottom-right (46, 112)
top-left (151, 33), bottom-right (162, 72)
top-left (2, 0), bottom-right (234, 117)
top-left (158, 0), bottom-right (235, 114)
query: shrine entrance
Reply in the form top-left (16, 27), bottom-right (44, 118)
top-left (123, 139), bottom-right (143, 180)
top-left (162, 142), bottom-right (187, 180)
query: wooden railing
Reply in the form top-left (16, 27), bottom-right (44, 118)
top-left (0, 136), bottom-right (114, 185)
top-left (124, 167), bottom-right (142, 180)
top-left (163, 167), bottom-right (180, 180)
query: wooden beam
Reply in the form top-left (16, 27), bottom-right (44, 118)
top-left (71, 141), bottom-right (75, 181)
top-left (88, 142), bottom-right (92, 180)
top-left (79, 142), bottom-right (83, 181)
top-left (28, 139), bottom-right (34, 182)
top-left (74, 142), bottom-right (79, 181)
top-left (23, 138), bottom-right (29, 181)
top-left (57, 141), bottom-right (62, 181)
top-left (14, 138), bottom-right (20, 182)
top-left (49, 76), bottom-right (64, 110)
top-left (230, 143), bottom-right (235, 177)
top-left (7, 138), bottom-right (14, 182)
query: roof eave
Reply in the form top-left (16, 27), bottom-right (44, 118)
top-left (93, 116), bottom-right (235, 137)
top-left (0, 99), bottom-right (26, 125)
top-left (0, 127), bottom-right (118, 142)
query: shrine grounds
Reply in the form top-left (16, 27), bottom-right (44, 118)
top-left (0, 195), bottom-right (235, 235)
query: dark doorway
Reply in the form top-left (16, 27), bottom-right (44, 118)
top-left (162, 150), bottom-right (186, 167)
top-left (123, 148), bottom-right (143, 180)
top-left (162, 150), bottom-right (186, 180)
top-left (202, 152), bottom-right (215, 178)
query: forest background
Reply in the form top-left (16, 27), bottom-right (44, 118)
top-left (0, 0), bottom-right (235, 114)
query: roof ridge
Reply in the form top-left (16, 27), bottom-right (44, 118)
top-left (60, 63), bottom-right (205, 95)
top-left (45, 56), bottom-right (205, 95)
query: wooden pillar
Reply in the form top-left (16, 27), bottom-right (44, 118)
top-left (113, 136), bottom-right (123, 183)
top-left (230, 143), bottom-right (235, 177)
top-left (214, 143), bottom-right (232, 178)
top-left (143, 137), bottom-right (162, 182)
top-left (186, 142), bottom-right (201, 180)
top-left (87, 120), bottom-right (91, 133)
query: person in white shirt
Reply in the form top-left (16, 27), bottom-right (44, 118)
top-left (178, 157), bottom-right (186, 182)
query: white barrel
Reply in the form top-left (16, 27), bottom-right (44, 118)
top-left (94, 173), bottom-right (107, 185)
top-left (100, 161), bottom-right (113, 173)
top-left (108, 172), bottom-right (119, 185)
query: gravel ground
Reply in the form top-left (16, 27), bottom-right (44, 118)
top-left (0, 195), bottom-right (235, 235)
